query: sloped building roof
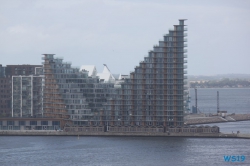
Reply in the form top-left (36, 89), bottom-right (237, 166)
top-left (97, 64), bottom-right (115, 83)
top-left (80, 65), bottom-right (97, 77)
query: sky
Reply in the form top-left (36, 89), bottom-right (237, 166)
top-left (0, 0), bottom-right (250, 75)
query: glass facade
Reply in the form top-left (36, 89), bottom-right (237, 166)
top-left (12, 75), bottom-right (43, 117)
top-left (0, 120), bottom-right (60, 130)
top-left (42, 54), bottom-right (116, 127)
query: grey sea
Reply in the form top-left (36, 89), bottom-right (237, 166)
top-left (0, 88), bottom-right (249, 166)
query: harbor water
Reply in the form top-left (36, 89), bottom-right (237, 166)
top-left (189, 88), bottom-right (250, 114)
top-left (0, 136), bottom-right (249, 166)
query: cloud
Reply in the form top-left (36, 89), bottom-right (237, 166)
top-left (0, 0), bottom-right (250, 75)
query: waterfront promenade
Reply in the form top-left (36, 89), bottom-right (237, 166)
top-left (184, 113), bottom-right (250, 125)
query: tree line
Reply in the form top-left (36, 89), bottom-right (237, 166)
top-left (190, 78), bottom-right (250, 88)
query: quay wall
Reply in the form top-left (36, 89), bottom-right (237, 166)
top-left (0, 130), bottom-right (220, 137)
top-left (185, 114), bottom-right (250, 125)
top-left (0, 130), bottom-right (249, 139)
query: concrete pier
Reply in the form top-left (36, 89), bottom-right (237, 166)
top-left (184, 114), bottom-right (250, 125)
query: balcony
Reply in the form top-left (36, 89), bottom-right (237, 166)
top-left (173, 33), bottom-right (187, 37)
top-left (41, 62), bottom-right (48, 65)
top-left (54, 56), bottom-right (64, 59)
top-left (62, 62), bottom-right (72, 65)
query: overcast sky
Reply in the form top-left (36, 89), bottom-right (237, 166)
top-left (0, 0), bottom-right (250, 75)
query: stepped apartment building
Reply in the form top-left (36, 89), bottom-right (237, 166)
top-left (104, 19), bottom-right (188, 129)
top-left (42, 19), bottom-right (188, 129)
top-left (0, 19), bottom-right (188, 131)
top-left (42, 54), bottom-right (116, 127)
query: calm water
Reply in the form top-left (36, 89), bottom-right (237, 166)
top-left (189, 88), bottom-right (250, 114)
top-left (0, 88), bottom-right (249, 165)
top-left (210, 121), bottom-right (250, 134)
top-left (0, 136), bottom-right (249, 166)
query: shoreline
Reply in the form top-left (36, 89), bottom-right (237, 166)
top-left (185, 119), bottom-right (250, 125)
top-left (0, 130), bottom-right (249, 139)
top-left (184, 114), bottom-right (250, 125)
top-left (188, 87), bottom-right (250, 89)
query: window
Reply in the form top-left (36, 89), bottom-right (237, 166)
top-left (41, 121), bottom-right (48, 125)
top-left (177, 26), bottom-right (182, 30)
top-left (19, 121), bottom-right (25, 125)
top-left (52, 121), bottom-right (60, 126)
top-left (7, 121), bottom-right (14, 125)
top-left (30, 121), bottom-right (37, 125)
